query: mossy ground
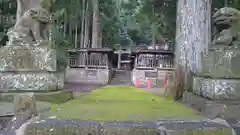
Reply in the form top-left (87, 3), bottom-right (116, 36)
top-left (50, 86), bottom-right (199, 122)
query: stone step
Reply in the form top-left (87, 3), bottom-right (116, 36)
top-left (182, 92), bottom-right (240, 119)
top-left (110, 70), bottom-right (132, 85)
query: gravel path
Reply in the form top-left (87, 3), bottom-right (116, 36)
top-left (64, 83), bottom-right (104, 92)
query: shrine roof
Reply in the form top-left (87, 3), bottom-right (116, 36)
top-left (131, 49), bottom-right (174, 56)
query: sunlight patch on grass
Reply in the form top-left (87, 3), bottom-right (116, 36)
top-left (50, 86), bottom-right (199, 122)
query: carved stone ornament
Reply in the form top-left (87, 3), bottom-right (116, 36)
top-left (8, 0), bottom-right (52, 46)
top-left (212, 7), bottom-right (240, 47)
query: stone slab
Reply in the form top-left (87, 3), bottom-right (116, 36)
top-left (65, 68), bottom-right (111, 85)
top-left (199, 48), bottom-right (240, 78)
top-left (102, 123), bottom-right (157, 135)
top-left (25, 120), bottom-right (100, 135)
top-left (193, 76), bottom-right (240, 100)
top-left (0, 71), bottom-right (64, 92)
top-left (0, 91), bottom-right (73, 104)
top-left (0, 45), bottom-right (57, 71)
top-left (23, 119), bottom-right (233, 135)
top-left (182, 92), bottom-right (240, 119)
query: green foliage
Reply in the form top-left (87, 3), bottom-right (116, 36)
top-left (2, 0), bottom-right (238, 49)
top-left (212, 0), bottom-right (240, 11)
top-left (0, 0), bottom-right (16, 46)
top-left (40, 0), bottom-right (56, 11)
top-left (115, 0), bottom-right (177, 45)
top-left (99, 0), bottom-right (122, 47)
top-left (50, 0), bottom-right (81, 69)
top-left (50, 25), bottom-right (70, 70)
top-left (0, 0), bottom-right (16, 15)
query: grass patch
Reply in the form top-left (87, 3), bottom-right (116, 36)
top-left (35, 91), bottom-right (73, 104)
top-left (50, 86), bottom-right (199, 122)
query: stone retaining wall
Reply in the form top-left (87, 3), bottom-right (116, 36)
top-left (65, 68), bottom-right (112, 85)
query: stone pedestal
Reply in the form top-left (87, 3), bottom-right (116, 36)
top-left (199, 48), bottom-right (240, 78)
top-left (65, 68), bottom-right (111, 85)
top-left (0, 45), bottom-right (64, 92)
top-left (0, 45), bottom-right (56, 71)
top-left (193, 76), bottom-right (240, 100)
top-left (131, 69), bottom-right (158, 87)
top-left (131, 69), bottom-right (173, 87)
top-left (0, 71), bottom-right (64, 91)
top-left (193, 47), bottom-right (240, 100)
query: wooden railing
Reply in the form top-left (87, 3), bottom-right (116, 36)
top-left (133, 50), bottom-right (174, 70)
top-left (67, 49), bottom-right (113, 69)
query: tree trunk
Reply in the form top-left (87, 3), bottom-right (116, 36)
top-left (69, 22), bottom-right (73, 48)
top-left (99, 29), bottom-right (102, 47)
top-left (74, 23), bottom-right (78, 48)
top-left (151, 8), bottom-right (156, 49)
top-left (152, 27), bottom-right (156, 48)
top-left (80, 0), bottom-right (85, 48)
top-left (84, 1), bottom-right (90, 48)
top-left (91, 0), bottom-right (100, 48)
top-left (63, 11), bottom-right (67, 38)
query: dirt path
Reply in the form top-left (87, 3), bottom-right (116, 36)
top-left (64, 83), bottom-right (104, 92)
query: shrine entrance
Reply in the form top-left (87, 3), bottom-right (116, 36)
top-left (109, 48), bottom-right (132, 85)
top-left (65, 47), bottom-right (174, 87)
top-left (113, 48), bottom-right (132, 70)
top-left (65, 48), bottom-right (113, 85)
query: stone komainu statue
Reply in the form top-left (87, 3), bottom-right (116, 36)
top-left (8, 0), bottom-right (54, 45)
top-left (212, 7), bottom-right (240, 47)
top-left (13, 93), bottom-right (38, 118)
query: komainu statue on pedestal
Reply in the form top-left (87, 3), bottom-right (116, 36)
top-left (193, 7), bottom-right (240, 100)
top-left (0, 0), bottom-right (56, 71)
top-left (0, 0), bottom-right (64, 91)
top-left (212, 7), bottom-right (240, 47)
top-left (8, 0), bottom-right (53, 46)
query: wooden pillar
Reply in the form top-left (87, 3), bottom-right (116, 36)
top-left (175, 0), bottom-right (212, 90)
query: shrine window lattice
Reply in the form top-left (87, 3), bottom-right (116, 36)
top-left (135, 54), bottom-right (174, 70)
top-left (68, 52), bottom-right (109, 69)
